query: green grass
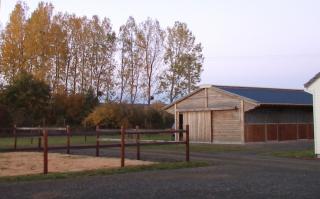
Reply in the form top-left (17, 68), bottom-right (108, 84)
top-left (0, 136), bottom-right (97, 149)
top-left (271, 149), bottom-right (315, 159)
top-left (0, 161), bottom-right (209, 183)
top-left (0, 134), bottom-right (173, 150)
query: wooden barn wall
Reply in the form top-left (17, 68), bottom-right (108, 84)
top-left (245, 107), bottom-right (313, 124)
top-left (182, 111), bottom-right (211, 142)
top-left (173, 87), bottom-right (256, 143)
top-left (177, 90), bottom-right (206, 109)
top-left (245, 123), bottom-right (314, 142)
top-left (207, 88), bottom-right (240, 108)
top-left (212, 109), bottom-right (243, 143)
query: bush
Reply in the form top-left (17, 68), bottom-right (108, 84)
top-left (0, 72), bottom-right (51, 126)
top-left (83, 103), bottom-right (174, 129)
top-left (48, 88), bottom-right (99, 126)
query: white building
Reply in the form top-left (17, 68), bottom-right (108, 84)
top-left (305, 72), bottom-right (320, 158)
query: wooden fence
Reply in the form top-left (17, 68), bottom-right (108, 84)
top-left (245, 123), bottom-right (314, 142)
top-left (1, 125), bottom-right (190, 174)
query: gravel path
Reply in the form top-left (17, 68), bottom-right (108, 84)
top-left (1, 141), bottom-right (320, 199)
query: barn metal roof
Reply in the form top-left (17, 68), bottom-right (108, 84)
top-left (215, 85), bottom-right (313, 106)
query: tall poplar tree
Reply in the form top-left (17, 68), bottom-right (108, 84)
top-left (0, 2), bottom-right (27, 82)
top-left (159, 21), bottom-right (203, 103)
top-left (136, 18), bottom-right (165, 105)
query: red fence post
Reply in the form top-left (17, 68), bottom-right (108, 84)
top-left (276, 124), bottom-right (279, 141)
top-left (136, 125), bottom-right (140, 160)
top-left (96, 125), bottom-right (100, 157)
top-left (43, 129), bottom-right (48, 175)
top-left (38, 126), bottom-right (42, 150)
top-left (13, 124), bottom-right (17, 150)
top-left (121, 126), bottom-right (125, 167)
top-left (264, 124), bottom-right (267, 142)
top-left (186, 125), bottom-right (190, 162)
top-left (66, 125), bottom-right (70, 154)
top-left (296, 123), bottom-right (299, 140)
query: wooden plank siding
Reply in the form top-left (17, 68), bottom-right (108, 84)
top-left (165, 85), bottom-right (313, 144)
top-left (245, 123), bottom-right (314, 142)
top-left (212, 109), bottom-right (243, 143)
top-left (182, 111), bottom-right (211, 142)
top-left (174, 87), bottom-right (248, 143)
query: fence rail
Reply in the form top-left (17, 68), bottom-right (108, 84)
top-left (245, 123), bottom-right (314, 142)
top-left (1, 124), bottom-right (190, 175)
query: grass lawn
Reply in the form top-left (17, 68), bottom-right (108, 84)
top-left (0, 161), bottom-right (209, 182)
top-left (271, 149), bottom-right (315, 159)
top-left (0, 134), bottom-right (172, 150)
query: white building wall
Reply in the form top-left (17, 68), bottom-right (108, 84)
top-left (306, 78), bottom-right (320, 157)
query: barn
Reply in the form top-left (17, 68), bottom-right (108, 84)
top-left (305, 72), bottom-right (320, 157)
top-left (164, 85), bottom-right (314, 144)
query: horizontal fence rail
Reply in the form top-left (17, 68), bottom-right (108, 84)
top-left (1, 124), bottom-right (190, 175)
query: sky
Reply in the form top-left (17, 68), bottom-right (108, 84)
top-left (0, 0), bottom-right (319, 89)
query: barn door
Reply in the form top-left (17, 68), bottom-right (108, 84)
top-left (184, 111), bottom-right (211, 142)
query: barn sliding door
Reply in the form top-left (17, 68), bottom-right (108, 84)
top-left (183, 111), bottom-right (211, 142)
top-left (212, 110), bottom-right (242, 143)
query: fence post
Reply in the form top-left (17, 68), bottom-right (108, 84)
top-left (296, 123), bottom-right (299, 140)
top-left (121, 126), bottom-right (125, 167)
top-left (186, 125), bottom-right (190, 162)
top-left (277, 124), bottom-right (279, 141)
top-left (96, 125), bottom-right (100, 157)
top-left (136, 125), bottom-right (140, 160)
top-left (66, 125), bottom-right (71, 154)
top-left (13, 124), bottom-right (17, 150)
top-left (43, 129), bottom-right (48, 175)
top-left (38, 125), bottom-right (42, 150)
top-left (264, 124), bottom-right (267, 142)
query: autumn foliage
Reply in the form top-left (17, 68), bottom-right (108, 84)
top-left (0, 1), bottom-right (203, 128)
top-left (83, 103), bottom-right (173, 129)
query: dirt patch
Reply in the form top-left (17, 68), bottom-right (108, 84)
top-left (0, 152), bottom-right (154, 177)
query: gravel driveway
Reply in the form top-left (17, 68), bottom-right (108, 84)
top-left (0, 141), bottom-right (319, 199)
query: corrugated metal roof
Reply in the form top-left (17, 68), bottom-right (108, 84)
top-left (215, 85), bottom-right (313, 105)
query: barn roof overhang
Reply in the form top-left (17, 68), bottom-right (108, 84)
top-left (162, 85), bottom-right (259, 111)
top-left (305, 72), bottom-right (320, 88)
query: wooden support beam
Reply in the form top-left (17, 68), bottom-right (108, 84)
top-left (66, 125), bottom-right (71, 154)
top-left (43, 129), bottom-right (48, 175)
top-left (121, 126), bottom-right (125, 167)
top-left (13, 124), bottom-right (17, 150)
top-left (136, 126), bottom-right (140, 160)
top-left (186, 125), bottom-right (190, 162)
top-left (96, 125), bottom-right (100, 157)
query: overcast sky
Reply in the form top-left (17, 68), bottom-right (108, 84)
top-left (1, 0), bottom-right (319, 89)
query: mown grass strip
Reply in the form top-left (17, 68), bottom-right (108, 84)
top-left (271, 149), bottom-right (315, 159)
top-left (0, 161), bottom-right (209, 183)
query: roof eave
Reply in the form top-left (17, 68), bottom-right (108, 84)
top-left (304, 72), bottom-right (320, 88)
top-left (259, 103), bottom-right (313, 107)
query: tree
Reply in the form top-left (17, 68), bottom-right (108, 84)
top-left (0, 72), bottom-right (51, 125)
top-left (24, 2), bottom-right (54, 80)
top-left (49, 13), bottom-right (68, 93)
top-left (0, 2), bottom-right (27, 82)
top-left (118, 16), bottom-right (142, 104)
top-left (89, 16), bottom-right (117, 100)
top-left (159, 21), bottom-right (203, 103)
top-left (136, 18), bottom-right (165, 105)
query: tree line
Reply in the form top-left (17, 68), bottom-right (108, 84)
top-left (0, 2), bottom-right (204, 104)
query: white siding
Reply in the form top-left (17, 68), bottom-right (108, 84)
top-left (306, 77), bottom-right (320, 157)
